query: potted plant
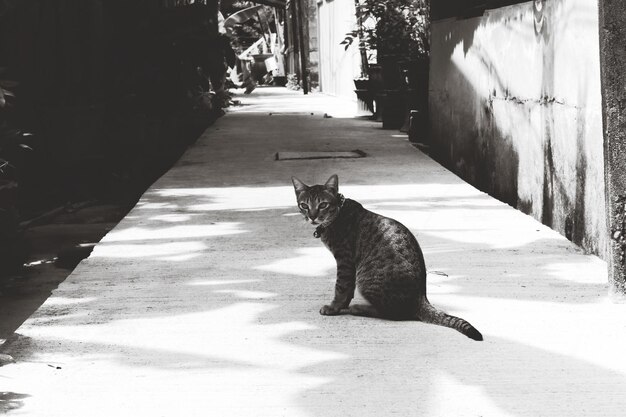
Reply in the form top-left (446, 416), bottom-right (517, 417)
top-left (341, 0), bottom-right (430, 122)
top-left (367, 0), bottom-right (429, 128)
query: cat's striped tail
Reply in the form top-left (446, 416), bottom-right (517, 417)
top-left (417, 299), bottom-right (483, 341)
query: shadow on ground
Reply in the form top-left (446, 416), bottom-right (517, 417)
top-left (1, 182), bottom-right (621, 416)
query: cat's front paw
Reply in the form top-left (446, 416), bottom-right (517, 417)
top-left (319, 305), bottom-right (341, 316)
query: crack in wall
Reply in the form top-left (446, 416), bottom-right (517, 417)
top-left (488, 94), bottom-right (575, 108)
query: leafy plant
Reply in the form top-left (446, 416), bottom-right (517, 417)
top-left (223, 1), bottom-right (275, 55)
top-left (286, 73), bottom-right (301, 91)
top-left (341, 0), bottom-right (430, 73)
top-left (0, 69), bottom-right (16, 111)
top-left (0, 69), bottom-right (32, 181)
top-left (340, 0), bottom-right (376, 78)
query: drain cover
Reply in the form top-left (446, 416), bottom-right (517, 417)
top-left (275, 150), bottom-right (366, 161)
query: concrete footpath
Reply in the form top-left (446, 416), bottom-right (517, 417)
top-left (2, 87), bottom-right (626, 416)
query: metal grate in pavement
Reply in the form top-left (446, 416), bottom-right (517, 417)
top-left (275, 150), bottom-right (366, 161)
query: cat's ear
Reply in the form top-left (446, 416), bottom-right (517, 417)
top-left (325, 174), bottom-right (339, 194)
top-left (291, 176), bottom-right (308, 194)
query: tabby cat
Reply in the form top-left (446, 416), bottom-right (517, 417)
top-left (292, 174), bottom-right (483, 341)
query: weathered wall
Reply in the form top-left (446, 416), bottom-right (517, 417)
top-left (306, 0), bottom-right (320, 89)
top-left (598, 0), bottom-right (626, 295)
top-left (429, 0), bottom-right (607, 257)
top-left (315, 0), bottom-right (361, 99)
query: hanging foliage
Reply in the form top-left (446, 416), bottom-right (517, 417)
top-left (342, 0), bottom-right (430, 61)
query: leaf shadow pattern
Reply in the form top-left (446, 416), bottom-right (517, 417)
top-left (0, 392), bottom-right (30, 413)
top-left (0, 182), bottom-right (621, 416)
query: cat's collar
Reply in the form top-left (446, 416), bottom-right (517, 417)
top-left (313, 193), bottom-right (345, 238)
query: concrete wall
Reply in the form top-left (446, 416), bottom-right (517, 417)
top-left (598, 0), bottom-right (626, 294)
top-left (429, 0), bottom-right (607, 257)
top-left (315, 0), bottom-right (361, 99)
top-left (306, 0), bottom-right (320, 89)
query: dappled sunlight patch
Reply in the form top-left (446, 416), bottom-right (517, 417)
top-left (368, 197), bottom-right (503, 210)
top-left (213, 289), bottom-right (276, 299)
top-left (4, 302), bottom-right (345, 417)
top-left (423, 229), bottom-right (554, 250)
top-left (30, 312), bottom-right (89, 325)
top-left (91, 241), bottom-right (206, 259)
top-left (161, 253), bottom-right (202, 262)
top-left (234, 207), bottom-right (282, 212)
top-left (255, 247), bottom-right (334, 277)
top-left (143, 184), bottom-right (488, 216)
top-left (45, 297), bottom-right (97, 306)
top-left (187, 279), bottom-right (261, 286)
top-left (103, 223), bottom-right (246, 242)
top-left (147, 184), bottom-right (487, 214)
top-left (342, 183), bottom-right (484, 202)
top-left (24, 302), bottom-right (346, 371)
top-left (378, 206), bottom-right (563, 250)
top-left (228, 91), bottom-right (363, 118)
top-left (148, 213), bottom-right (194, 223)
top-left (135, 201), bottom-right (179, 210)
top-left (152, 186), bottom-right (295, 212)
top-left (447, 295), bottom-right (626, 379)
top-left (543, 259), bottom-right (608, 285)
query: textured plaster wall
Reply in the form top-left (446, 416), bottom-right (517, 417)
top-left (306, 0), bottom-right (320, 88)
top-left (598, 0), bottom-right (626, 294)
top-left (429, 0), bottom-right (606, 258)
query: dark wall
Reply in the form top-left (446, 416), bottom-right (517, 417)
top-left (432, 0), bottom-right (530, 20)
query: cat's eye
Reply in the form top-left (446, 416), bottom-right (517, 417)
top-left (318, 202), bottom-right (329, 209)
top-left (299, 203), bottom-right (309, 210)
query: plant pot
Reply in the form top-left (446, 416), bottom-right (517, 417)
top-left (378, 54), bottom-right (404, 90)
top-left (354, 89), bottom-right (375, 114)
top-left (273, 76), bottom-right (287, 87)
top-left (403, 57), bottom-right (430, 113)
top-left (408, 109), bottom-right (429, 145)
top-left (251, 54), bottom-right (273, 83)
top-left (367, 64), bottom-right (383, 93)
top-left (404, 57), bottom-right (429, 90)
top-left (353, 79), bottom-right (370, 90)
top-left (378, 89), bottom-right (406, 130)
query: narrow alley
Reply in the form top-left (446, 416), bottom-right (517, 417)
top-left (1, 88), bottom-right (624, 416)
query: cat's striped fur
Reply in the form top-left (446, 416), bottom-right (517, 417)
top-left (292, 174), bottom-right (483, 341)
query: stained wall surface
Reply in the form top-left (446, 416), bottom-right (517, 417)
top-left (429, 0), bottom-right (606, 257)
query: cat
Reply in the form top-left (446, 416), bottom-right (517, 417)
top-left (291, 174), bottom-right (483, 341)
